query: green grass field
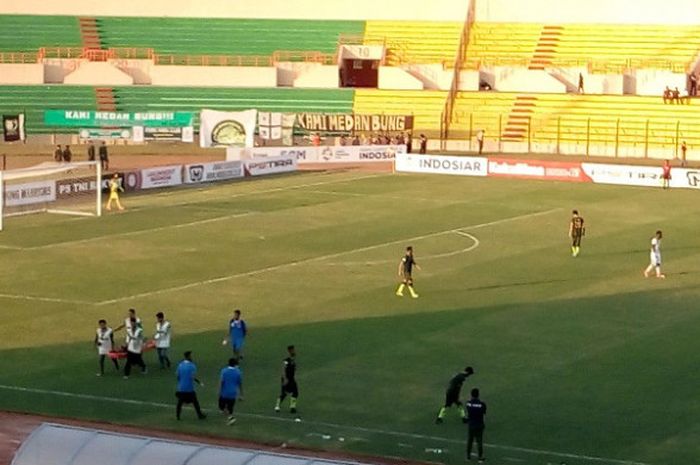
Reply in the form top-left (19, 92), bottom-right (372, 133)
top-left (0, 170), bottom-right (699, 465)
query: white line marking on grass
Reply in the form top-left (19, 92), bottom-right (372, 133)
top-left (0, 384), bottom-right (650, 465)
top-left (23, 212), bottom-right (255, 251)
top-left (0, 244), bottom-right (23, 250)
top-left (96, 208), bottom-right (560, 306)
top-left (0, 293), bottom-right (91, 305)
top-left (327, 232), bottom-right (480, 266)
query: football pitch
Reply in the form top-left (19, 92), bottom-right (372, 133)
top-left (1, 169), bottom-right (699, 465)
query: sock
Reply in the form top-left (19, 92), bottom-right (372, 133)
top-left (275, 398), bottom-right (281, 409)
top-left (408, 285), bottom-right (418, 297)
top-left (458, 406), bottom-right (466, 418)
top-left (571, 246), bottom-right (576, 254)
top-left (396, 283), bottom-right (405, 294)
top-left (290, 398), bottom-right (297, 410)
top-left (437, 407), bottom-right (447, 419)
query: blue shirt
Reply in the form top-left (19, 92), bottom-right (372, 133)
top-left (229, 318), bottom-right (247, 341)
top-left (176, 360), bottom-right (197, 392)
top-left (219, 366), bottom-right (242, 399)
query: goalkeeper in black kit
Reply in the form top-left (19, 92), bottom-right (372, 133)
top-left (435, 366), bottom-right (474, 424)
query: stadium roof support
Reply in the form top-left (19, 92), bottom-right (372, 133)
top-left (11, 424), bottom-right (372, 465)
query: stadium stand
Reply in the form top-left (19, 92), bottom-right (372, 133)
top-left (353, 89), bottom-right (447, 136)
top-left (0, 86), bottom-right (96, 133)
top-left (0, 15), bottom-right (82, 52)
top-left (362, 21), bottom-right (462, 65)
top-left (97, 17), bottom-right (364, 56)
top-left (464, 23), bottom-right (700, 71)
top-left (450, 91), bottom-right (700, 149)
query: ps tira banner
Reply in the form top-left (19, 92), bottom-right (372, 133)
top-left (199, 109), bottom-right (257, 148)
top-left (3, 114), bottom-right (25, 142)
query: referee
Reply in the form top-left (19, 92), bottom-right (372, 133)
top-left (274, 345), bottom-right (298, 414)
top-left (436, 366), bottom-right (474, 424)
top-left (466, 388), bottom-right (487, 463)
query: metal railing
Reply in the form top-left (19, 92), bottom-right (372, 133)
top-left (154, 54), bottom-right (273, 67)
top-left (0, 51), bottom-right (42, 64)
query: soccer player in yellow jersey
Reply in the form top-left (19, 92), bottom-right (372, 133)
top-left (106, 173), bottom-right (124, 211)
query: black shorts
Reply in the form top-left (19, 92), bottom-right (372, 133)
top-left (281, 381), bottom-right (299, 398)
top-left (176, 391), bottom-right (197, 404)
top-left (444, 390), bottom-right (461, 407)
top-left (402, 272), bottom-right (413, 283)
top-left (218, 397), bottom-right (236, 413)
top-left (571, 232), bottom-right (583, 246)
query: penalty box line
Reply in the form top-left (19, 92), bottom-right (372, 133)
top-left (96, 208), bottom-right (562, 306)
top-left (0, 384), bottom-right (649, 465)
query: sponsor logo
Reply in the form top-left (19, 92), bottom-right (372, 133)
top-left (686, 171), bottom-right (700, 187)
top-left (189, 165), bottom-right (204, 183)
top-left (321, 147), bottom-right (333, 161)
top-left (419, 157), bottom-right (484, 173)
top-left (211, 120), bottom-right (246, 146)
top-left (359, 149), bottom-right (396, 160)
top-left (248, 159), bottom-right (294, 170)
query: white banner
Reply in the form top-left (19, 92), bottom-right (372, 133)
top-left (199, 109), bottom-right (257, 148)
top-left (5, 180), bottom-right (56, 207)
top-left (581, 163), bottom-right (664, 188)
top-left (140, 165), bottom-right (183, 189)
top-left (243, 154), bottom-right (297, 177)
top-left (395, 153), bottom-right (488, 177)
top-left (228, 145), bottom-right (406, 163)
top-left (184, 161), bottom-right (243, 184)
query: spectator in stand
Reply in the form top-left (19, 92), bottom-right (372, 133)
top-left (311, 133), bottom-right (321, 147)
top-left (406, 132), bottom-right (413, 153)
top-left (87, 141), bottom-right (96, 162)
top-left (352, 135), bottom-right (360, 146)
top-left (62, 145), bottom-right (72, 163)
top-left (370, 134), bottom-right (379, 145)
top-left (689, 73), bottom-right (697, 97)
top-left (672, 87), bottom-right (681, 104)
top-left (54, 144), bottom-right (63, 162)
top-left (419, 134), bottom-right (427, 154)
top-left (396, 132), bottom-right (405, 146)
top-left (681, 141), bottom-right (688, 167)
top-left (99, 141), bottom-right (109, 170)
top-left (663, 86), bottom-right (672, 104)
top-left (339, 135), bottom-right (347, 146)
top-left (578, 73), bottom-right (584, 94)
top-left (476, 129), bottom-right (485, 154)
top-left (389, 135), bottom-right (398, 145)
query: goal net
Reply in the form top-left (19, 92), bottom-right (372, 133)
top-left (0, 161), bottom-right (102, 230)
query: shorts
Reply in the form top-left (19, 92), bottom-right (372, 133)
top-left (108, 193), bottom-right (119, 201)
top-left (571, 232), bottom-right (583, 247)
top-left (650, 252), bottom-right (661, 267)
top-left (175, 391), bottom-right (197, 404)
top-left (232, 338), bottom-right (245, 352)
top-left (402, 272), bottom-right (413, 284)
top-left (281, 381), bottom-right (299, 398)
top-left (218, 397), bottom-right (236, 413)
top-left (444, 390), bottom-right (461, 407)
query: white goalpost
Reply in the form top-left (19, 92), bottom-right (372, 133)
top-left (0, 161), bottom-right (102, 231)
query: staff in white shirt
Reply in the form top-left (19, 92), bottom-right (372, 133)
top-left (155, 312), bottom-right (172, 369)
top-left (95, 319), bottom-right (120, 376)
top-left (123, 318), bottom-right (147, 379)
top-left (114, 308), bottom-right (142, 344)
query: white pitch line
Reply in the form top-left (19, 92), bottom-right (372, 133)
top-left (0, 293), bottom-right (91, 305)
top-left (0, 384), bottom-right (650, 465)
top-left (22, 212), bottom-right (255, 251)
top-left (96, 208), bottom-right (560, 306)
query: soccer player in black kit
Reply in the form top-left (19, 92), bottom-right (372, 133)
top-left (436, 366), bottom-right (474, 423)
top-left (569, 210), bottom-right (585, 257)
top-left (396, 246), bottom-right (420, 298)
top-left (275, 345), bottom-right (298, 414)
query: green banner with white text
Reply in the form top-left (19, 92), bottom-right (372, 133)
top-left (44, 110), bottom-right (195, 128)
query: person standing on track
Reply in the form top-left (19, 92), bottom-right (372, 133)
top-left (436, 366), bottom-right (474, 424)
top-left (396, 246), bottom-right (420, 298)
top-left (275, 345), bottom-right (299, 414)
top-left (569, 210), bottom-right (586, 257)
top-left (466, 388), bottom-right (487, 463)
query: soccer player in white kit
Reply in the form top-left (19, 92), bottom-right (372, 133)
top-left (644, 230), bottom-right (665, 279)
top-left (95, 319), bottom-right (120, 376)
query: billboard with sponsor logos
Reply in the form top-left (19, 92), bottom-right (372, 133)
top-left (228, 145), bottom-right (405, 164)
top-left (139, 165), bottom-right (183, 190)
top-left (4, 180), bottom-right (56, 207)
top-left (184, 161), bottom-right (244, 184)
top-left (581, 163), bottom-right (663, 188)
top-left (243, 154), bottom-right (297, 177)
top-left (395, 153), bottom-right (488, 177)
top-left (489, 158), bottom-right (591, 182)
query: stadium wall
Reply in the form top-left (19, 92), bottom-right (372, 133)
top-left (150, 65), bottom-right (277, 87)
top-left (477, 0), bottom-right (700, 24)
top-left (0, 0), bottom-right (470, 21)
top-left (0, 64), bottom-right (43, 84)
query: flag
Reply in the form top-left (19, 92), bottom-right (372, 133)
top-left (199, 109), bottom-right (257, 148)
top-left (3, 114), bottom-right (25, 142)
